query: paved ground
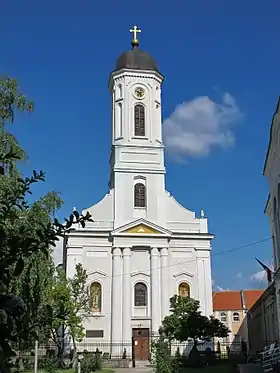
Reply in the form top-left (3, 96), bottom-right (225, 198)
top-left (114, 365), bottom-right (153, 372)
top-left (238, 363), bottom-right (263, 373)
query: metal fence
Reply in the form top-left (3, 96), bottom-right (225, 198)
top-left (152, 338), bottom-right (244, 360)
top-left (11, 338), bottom-right (244, 370)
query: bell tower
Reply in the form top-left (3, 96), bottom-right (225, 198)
top-left (109, 27), bottom-right (166, 227)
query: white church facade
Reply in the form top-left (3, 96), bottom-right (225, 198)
top-left (64, 27), bottom-right (214, 359)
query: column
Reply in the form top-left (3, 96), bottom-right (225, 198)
top-left (151, 247), bottom-right (161, 335)
top-left (161, 248), bottom-right (169, 320)
top-left (111, 247), bottom-right (122, 356)
top-left (122, 247), bottom-right (131, 354)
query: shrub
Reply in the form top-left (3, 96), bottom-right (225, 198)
top-left (77, 349), bottom-right (102, 373)
top-left (152, 338), bottom-right (173, 373)
top-left (204, 347), bottom-right (216, 366)
top-left (93, 349), bottom-right (101, 371)
top-left (43, 357), bottom-right (58, 373)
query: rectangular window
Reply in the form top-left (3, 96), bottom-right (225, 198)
top-left (86, 330), bottom-right (104, 338)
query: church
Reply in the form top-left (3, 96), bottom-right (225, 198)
top-left (64, 26), bottom-right (214, 359)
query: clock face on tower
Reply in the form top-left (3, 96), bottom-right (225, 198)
top-left (134, 87), bottom-right (145, 99)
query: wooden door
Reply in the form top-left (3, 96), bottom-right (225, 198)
top-left (133, 328), bottom-right (150, 360)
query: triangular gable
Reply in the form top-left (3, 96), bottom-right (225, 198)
top-left (173, 271), bottom-right (194, 278)
top-left (112, 218), bottom-right (172, 236)
top-left (87, 270), bottom-right (107, 277)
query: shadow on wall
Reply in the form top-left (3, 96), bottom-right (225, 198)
top-left (246, 282), bottom-right (278, 353)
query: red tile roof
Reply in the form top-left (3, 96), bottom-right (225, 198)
top-left (243, 290), bottom-right (264, 310)
top-left (213, 290), bottom-right (264, 311)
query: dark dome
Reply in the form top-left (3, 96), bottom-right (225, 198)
top-left (115, 47), bottom-right (158, 72)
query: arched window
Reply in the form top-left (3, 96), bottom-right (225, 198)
top-left (134, 282), bottom-right (147, 306)
top-left (178, 282), bottom-right (190, 297)
top-left (90, 282), bottom-right (102, 313)
top-left (134, 183), bottom-right (146, 208)
top-left (220, 312), bottom-right (227, 322)
top-left (233, 312), bottom-right (240, 322)
top-left (134, 104), bottom-right (145, 136)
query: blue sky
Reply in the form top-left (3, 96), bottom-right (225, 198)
top-left (1, 1), bottom-right (279, 290)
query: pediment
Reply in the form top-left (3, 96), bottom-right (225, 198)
top-left (173, 271), bottom-right (194, 278)
top-left (87, 270), bottom-right (107, 277)
top-left (112, 218), bottom-right (172, 236)
top-left (131, 271), bottom-right (150, 278)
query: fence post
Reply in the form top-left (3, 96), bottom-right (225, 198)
top-left (34, 340), bottom-right (38, 373)
top-left (132, 336), bottom-right (135, 368)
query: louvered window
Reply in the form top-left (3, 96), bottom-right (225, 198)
top-left (134, 105), bottom-right (145, 136)
top-left (134, 183), bottom-right (146, 208)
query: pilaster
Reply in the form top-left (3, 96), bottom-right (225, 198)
top-left (161, 248), bottom-right (169, 320)
top-left (122, 247), bottom-right (131, 345)
top-left (111, 247), bottom-right (122, 354)
top-left (151, 247), bottom-right (161, 334)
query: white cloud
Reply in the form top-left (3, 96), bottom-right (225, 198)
top-left (164, 92), bottom-right (243, 160)
top-left (250, 270), bottom-right (265, 282)
top-left (235, 272), bottom-right (242, 279)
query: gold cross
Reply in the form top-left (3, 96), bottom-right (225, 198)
top-left (129, 25), bottom-right (141, 42)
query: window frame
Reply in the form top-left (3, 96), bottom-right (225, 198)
top-left (134, 282), bottom-right (148, 307)
top-left (134, 104), bottom-right (145, 137)
top-left (220, 312), bottom-right (227, 322)
top-left (232, 312), bottom-right (240, 322)
top-left (90, 281), bottom-right (102, 313)
top-left (178, 282), bottom-right (190, 297)
top-left (134, 182), bottom-right (146, 208)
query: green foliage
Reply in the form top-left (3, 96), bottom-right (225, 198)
top-left (78, 350), bottom-right (102, 373)
top-left (0, 76), bottom-right (93, 373)
top-left (158, 295), bottom-right (230, 369)
top-left (45, 263), bottom-right (92, 355)
top-left (161, 295), bottom-right (229, 344)
top-left (151, 337), bottom-right (173, 373)
top-left (42, 357), bottom-right (59, 373)
top-left (0, 76), bottom-right (32, 167)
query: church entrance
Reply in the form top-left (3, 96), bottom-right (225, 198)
top-left (132, 328), bottom-right (150, 361)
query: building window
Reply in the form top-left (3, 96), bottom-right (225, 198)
top-left (86, 330), bottom-right (104, 338)
top-left (233, 312), bottom-right (240, 322)
top-left (135, 282), bottom-right (147, 306)
top-left (134, 104), bottom-right (145, 136)
top-left (178, 282), bottom-right (190, 297)
top-left (134, 183), bottom-right (146, 208)
top-left (220, 312), bottom-right (227, 322)
top-left (90, 282), bottom-right (102, 313)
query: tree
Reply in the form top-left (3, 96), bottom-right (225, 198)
top-left (160, 295), bottom-right (229, 362)
top-left (46, 263), bottom-right (92, 363)
top-left (0, 76), bottom-right (93, 373)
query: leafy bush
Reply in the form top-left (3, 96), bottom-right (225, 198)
top-left (152, 338), bottom-right (173, 373)
top-left (43, 357), bottom-right (58, 373)
top-left (93, 349), bottom-right (101, 371)
top-left (77, 349), bottom-right (102, 373)
top-left (204, 347), bottom-right (217, 366)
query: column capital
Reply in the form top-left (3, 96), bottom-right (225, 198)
top-left (161, 248), bottom-right (168, 256)
top-left (112, 247), bottom-right (122, 256)
top-left (123, 247), bottom-right (131, 256)
top-left (151, 247), bottom-right (159, 256)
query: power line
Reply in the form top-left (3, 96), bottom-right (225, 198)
top-left (85, 236), bottom-right (272, 281)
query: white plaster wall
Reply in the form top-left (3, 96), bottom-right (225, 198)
top-left (61, 60), bottom-right (214, 344)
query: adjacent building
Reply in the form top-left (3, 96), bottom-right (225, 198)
top-left (213, 290), bottom-right (263, 348)
top-left (247, 282), bottom-right (278, 352)
top-left (263, 97), bottom-right (280, 343)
